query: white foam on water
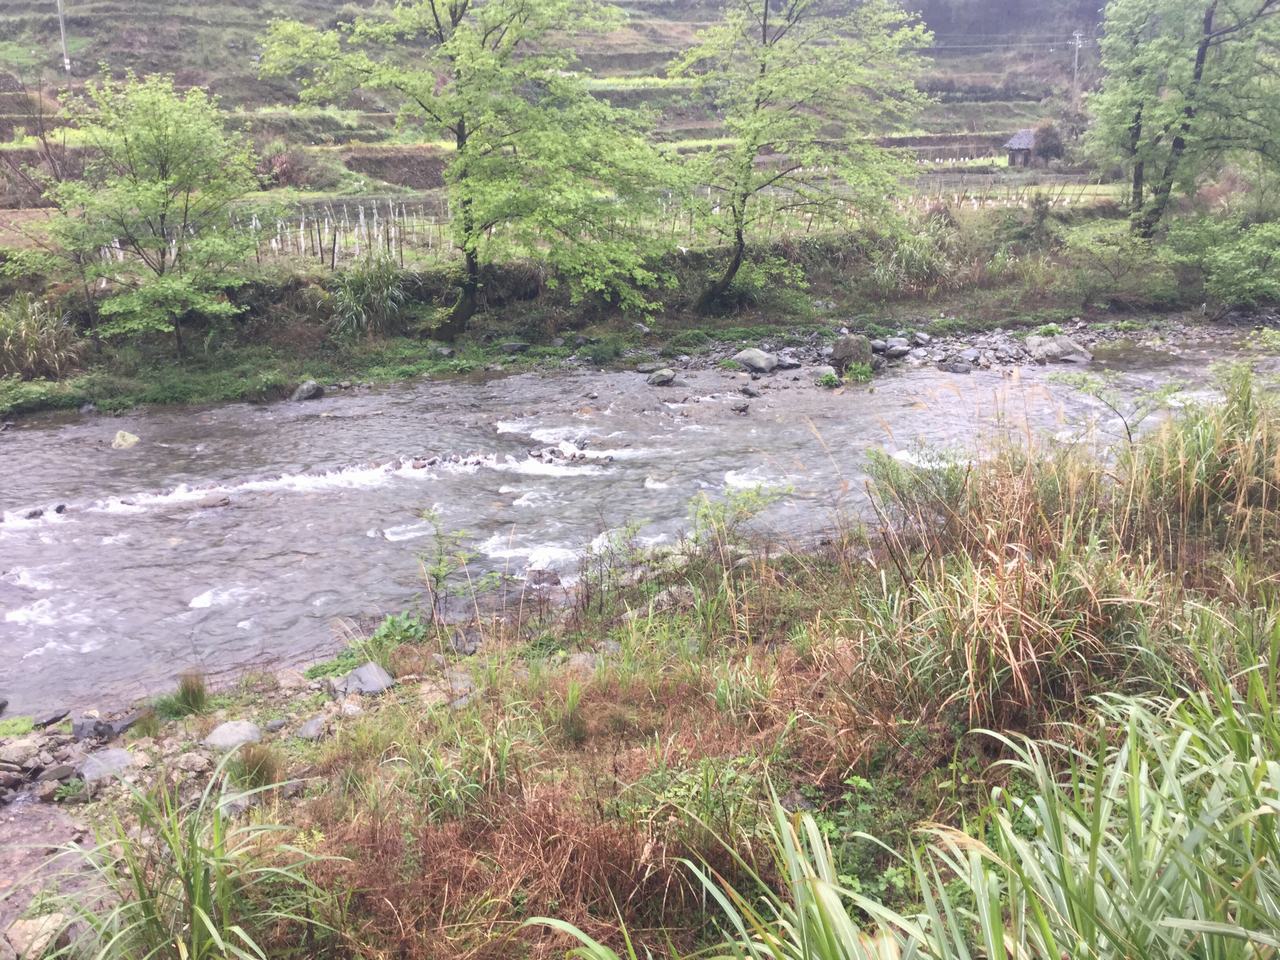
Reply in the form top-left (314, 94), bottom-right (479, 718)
top-left (724, 467), bottom-right (781, 489)
top-left (476, 534), bottom-right (578, 570)
top-left (644, 476), bottom-right (671, 490)
top-left (381, 521), bottom-right (435, 542)
top-left (189, 586), bottom-right (255, 610)
top-left (511, 490), bottom-right (550, 508)
top-left (6, 598), bottom-right (57, 626)
top-left (2, 567), bottom-right (54, 591)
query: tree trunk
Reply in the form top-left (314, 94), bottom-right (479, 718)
top-left (439, 247), bottom-right (479, 341)
top-left (696, 208), bottom-right (747, 313)
top-left (1134, 0), bottom-right (1218, 237)
top-left (172, 315), bottom-right (186, 360)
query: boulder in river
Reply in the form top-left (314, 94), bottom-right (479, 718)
top-left (1025, 334), bottom-right (1092, 364)
top-left (331, 662), bottom-right (395, 697)
top-left (646, 368), bottom-right (676, 386)
top-left (290, 380), bottom-right (324, 402)
top-left (732, 348), bottom-right (778, 373)
top-left (831, 335), bottom-right (872, 373)
top-left (203, 720), bottom-right (262, 752)
top-left (111, 430), bottom-right (140, 450)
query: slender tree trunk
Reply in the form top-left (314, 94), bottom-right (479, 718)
top-left (1135, 0), bottom-right (1218, 237)
top-left (440, 117), bottom-right (478, 340)
top-left (172, 315), bottom-right (186, 360)
top-left (697, 217), bottom-right (746, 312)
top-left (1127, 104), bottom-right (1146, 212)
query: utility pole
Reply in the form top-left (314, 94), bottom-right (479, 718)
top-left (1072, 30), bottom-right (1085, 107)
top-left (54, 0), bottom-right (71, 74)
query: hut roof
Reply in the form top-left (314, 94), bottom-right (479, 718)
top-left (1004, 128), bottom-right (1036, 151)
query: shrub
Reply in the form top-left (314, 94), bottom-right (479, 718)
top-left (229, 742), bottom-right (285, 790)
top-left (328, 256), bottom-right (408, 338)
top-left (0, 294), bottom-right (83, 380)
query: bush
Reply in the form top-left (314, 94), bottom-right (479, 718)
top-left (329, 256), bottom-right (408, 338)
top-left (0, 294), bottom-right (83, 379)
top-left (1168, 216), bottom-right (1280, 311)
top-left (154, 671), bottom-right (209, 718)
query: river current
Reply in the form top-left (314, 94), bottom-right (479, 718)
top-left (0, 340), bottom-right (1244, 714)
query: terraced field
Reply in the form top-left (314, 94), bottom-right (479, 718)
top-left (0, 0), bottom-right (1103, 199)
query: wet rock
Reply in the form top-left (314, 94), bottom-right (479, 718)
top-left (331, 662), bottom-right (395, 697)
top-left (635, 362), bottom-right (662, 374)
top-left (908, 347), bottom-right (930, 362)
top-left (6, 914), bottom-right (67, 959)
top-left (938, 360), bottom-right (973, 375)
top-left (196, 495), bottom-right (230, 509)
top-left (80, 748), bottom-right (134, 784)
top-left (296, 716), bottom-right (327, 741)
top-left (730, 402), bottom-right (750, 415)
top-left (884, 338), bottom-right (911, 359)
top-left (960, 347), bottom-right (981, 364)
top-left (912, 331), bottom-right (933, 346)
top-left (0, 698), bottom-right (6, 716)
top-left (870, 339), bottom-right (887, 354)
top-left (290, 380), bottom-right (323, 402)
top-left (739, 385), bottom-right (761, 398)
top-left (810, 365), bottom-right (838, 381)
top-left (732, 348), bottom-right (777, 373)
top-left (111, 430), bottom-right (140, 450)
top-left (23, 509), bottom-right (42, 520)
top-left (646, 368), bottom-right (676, 386)
top-left (203, 721), bottom-right (262, 752)
top-left (32, 710), bottom-right (68, 730)
top-left (831, 335), bottom-right (872, 373)
top-left (525, 569), bottom-right (561, 590)
top-left (774, 353), bottom-right (802, 370)
top-left (1025, 334), bottom-right (1092, 364)
top-left (264, 719), bottom-right (287, 734)
top-left (500, 342), bottom-right (530, 354)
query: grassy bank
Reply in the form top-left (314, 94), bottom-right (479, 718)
top-left (8, 363), bottom-right (1279, 958)
top-left (3, 201), bottom-right (1238, 419)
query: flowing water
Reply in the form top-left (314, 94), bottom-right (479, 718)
top-left (0, 339), bottom-right (1250, 714)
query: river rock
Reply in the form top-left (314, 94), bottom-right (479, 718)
top-left (500, 342), bottom-right (530, 354)
top-left (111, 430), bottom-right (140, 450)
top-left (290, 380), bottom-right (324, 402)
top-left (331, 662), bottom-right (395, 697)
top-left (1025, 334), bottom-right (1092, 364)
top-left (646, 368), bottom-right (676, 386)
top-left (884, 338), bottom-right (911, 359)
top-left (912, 331), bottom-right (933, 346)
top-left (732, 348), bottom-right (778, 373)
top-left (71, 715), bottom-right (115, 742)
top-left (811, 365), bottom-right (838, 381)
top-left (740, 385), bottom-right (761, 398)
top-left (831, 335), bottom-right (872, 373)
top-left (36, 763), bottom-right (75, 782)
top-left (203, 720), bottom-right (262, 752)
top-left (80, 748), bottom-right (134, 784)
top-left (938, 359), bottom-right (973, 375)
top-left (0, 739), bottom-right (40, 767)
top-left (6, 914), bottom-right (66, 959)
top-left (264, 719), bottom-right (287, 734)
top-left (774, 352), bottom-right (803, 370)
top-left (297, 716), bottom-right (327, 741)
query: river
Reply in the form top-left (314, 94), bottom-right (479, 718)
top-left (0, 339), bottom-right (1246, 714)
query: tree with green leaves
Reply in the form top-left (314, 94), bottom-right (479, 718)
top-left (672, 0), bottom-right (929, 311)
top-left (1090, 0), bottom-right (1280, 237)
top-left (261, 0), bottom-right (668, 337)
top-left (49, 75), bottom-right (257, 358)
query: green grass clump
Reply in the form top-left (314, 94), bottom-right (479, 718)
top-left (0, 715), bottom-right (34, 737)
top-left (0, 295), bottom-right (83, 380)
top-left (154, 672), bottom-right (209, 719)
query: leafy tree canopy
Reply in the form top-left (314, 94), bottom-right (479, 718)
top-left (261, 0), bottom-right (672, 335)
top-left (1090, 0), bottom-right (1280, 236)
top-left (50, 74), bottom-right (258, 356)
top-left (672, 0), bottom-right (930, 309)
